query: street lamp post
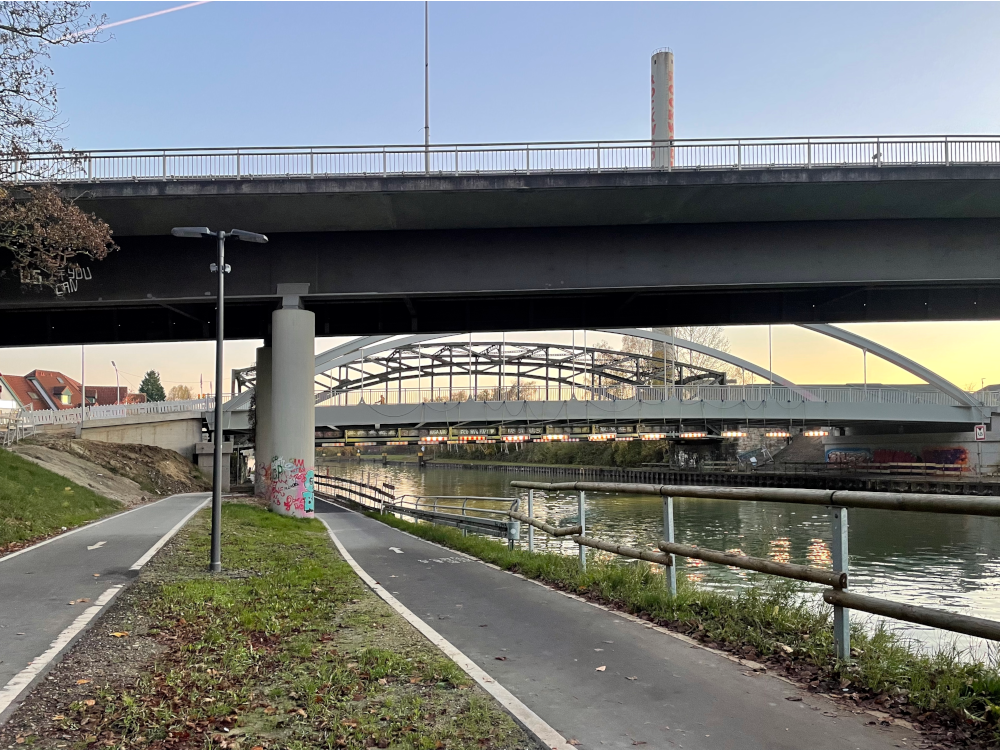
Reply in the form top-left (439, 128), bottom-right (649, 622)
top-left (171, 227), bottom-right (268, 572)
top-left (111, 360), bottom-right (120, 404)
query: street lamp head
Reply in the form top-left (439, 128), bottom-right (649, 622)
top-left (229, 229), bottom-right (268, 243)
top-left (171, 226), bottom-right (212, 238)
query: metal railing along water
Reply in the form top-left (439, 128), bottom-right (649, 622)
top-left (13, 135), bottom-right (1000, 183)
top-left (313, 475), bottom-right (520, 541)
top-left (509, 480), bottom-right (1000, 662)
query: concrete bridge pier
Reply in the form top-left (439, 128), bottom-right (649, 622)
top-left (253, 344), bottom-right (272, 498)
top-left (268, 286), bottom-right (315, 518)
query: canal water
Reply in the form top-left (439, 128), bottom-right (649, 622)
top-left (322, 460), bottom-right (1000, 656)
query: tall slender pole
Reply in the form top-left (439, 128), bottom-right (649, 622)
top-left (423, 0), bottom-right (430, 174)
top-left (768, 325), bottom-right (773, 383)
top-left (210, 231), bottom-right (225, 573)
top-left (80, 346), bottom-right (85, 426)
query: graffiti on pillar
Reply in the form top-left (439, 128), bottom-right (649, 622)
top-left (269, 456), bottom-right (315, 517)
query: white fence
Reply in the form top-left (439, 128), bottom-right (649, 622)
top-left (20, 397), bottom-right (226, 426)
top-left (11, 135), bottom-right (1000, 183)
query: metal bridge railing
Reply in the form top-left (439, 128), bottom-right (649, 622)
top-left (316, 384), bottom-right (996, 409)
top-left (510, 480), bottom-right (1000, 662)
top-left (10, 135), bottom-right (1000, 183)
top-left (19, 394), bottom-right (237, 426)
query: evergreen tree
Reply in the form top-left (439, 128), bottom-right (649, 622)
top-left (138, 370), bottom-right (166, 402)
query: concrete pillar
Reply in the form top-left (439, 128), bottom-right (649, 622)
top-left (269, 301), bottom-right (315, 517)
top-left (254, 346), bottom-right (273, 498)
top-left (196, 441), bottom-right (234, 492)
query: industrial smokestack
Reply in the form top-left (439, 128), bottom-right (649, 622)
top-left (651, 48), bottom-right (674, 168)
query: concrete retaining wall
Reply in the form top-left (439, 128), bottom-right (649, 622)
top-left (823, 430), bottom-right (999, 473)
top-left (79, 411), bottom-right (204, 460)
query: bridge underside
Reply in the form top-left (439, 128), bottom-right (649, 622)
top-left (3, 218), bottom-right (1000, 346)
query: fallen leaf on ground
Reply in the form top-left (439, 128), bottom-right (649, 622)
top-left (295, 709), bottom-right (307, 717)
top-left (83, 700), bottom-right (95, 706)
top-left (495, 656), bottom-right (507, 661)
top-left (263, 706), bottom-right (276, 715)
top-left (109, 632), bottom-right (129, 638)
top-left (341, 721), bottom-right (358, 728)
top-left (76, 679), bottom-right (91, 685)
top-left (785, 696), bottom-right (803, 702)
top-left (595, 666), bottom-right (606, 672)
top-left (52, 715), bottom-right (65, 720)
top-left (568, 741), bottom-right (581, 746)
top-left (626, 676), bottom-right (638, 681)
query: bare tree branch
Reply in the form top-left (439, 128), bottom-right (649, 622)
top-left (0, 2), bottom-right (115, 291)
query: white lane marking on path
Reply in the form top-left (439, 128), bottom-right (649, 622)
top-left (87, 541), bottom-right (107, 550)
top-left (0, 494), bottom-right (210, 725)
top-left (129, 498), bottom-right (209, 570)
top-left (319, 517), bottom-right (575, 750)
top-left (0, 492), bottom-right (202, 565)
top-left (0, 585), bottom-right (123, 718)
top-left (389, 547), bottom-right (404, 554)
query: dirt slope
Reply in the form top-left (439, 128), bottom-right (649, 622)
top-left (14, 436), bottom-right (210, 501)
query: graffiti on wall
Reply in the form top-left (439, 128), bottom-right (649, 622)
top-left (827, 446), bottom-right (969, 466)
top-left (826, 448), bottom-right (871, 464)
top-left (269, 456), bottom-right (315, 517)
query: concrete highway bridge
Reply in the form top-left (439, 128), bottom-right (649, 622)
top-left (6, 134), bottom-right (1000, 501)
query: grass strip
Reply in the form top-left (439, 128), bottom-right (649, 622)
top-left (371, 510), bottom-right (1000, 746)
top-left (0, 503), bottom-right (531, 750)
top-left (0, 447), bottom-right (120, 552)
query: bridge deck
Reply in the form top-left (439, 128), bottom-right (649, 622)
top-left (317, 498), bottom-right (912, 750)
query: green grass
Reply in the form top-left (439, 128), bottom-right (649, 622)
top-left (372, 511), bottom-right (1000, 735)
top-left (45, 503), bottom-right (529, 750)
top-left (0, 447), bottom-right (120, 550)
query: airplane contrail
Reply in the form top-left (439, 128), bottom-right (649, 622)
top-left (69, 1), bottom-right (212, 38)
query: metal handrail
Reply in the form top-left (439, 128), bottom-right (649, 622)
top-left (317, 384), bottom-right (999, 409)
top-left (11, 134), bottom-right (1000, 183)
top-left (510, 480), bottom-right (1000, 661)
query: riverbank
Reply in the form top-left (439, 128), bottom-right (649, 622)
top-left (0, 503), bottom-right (531, 750)
top-left (370, 510), bottom-right (1000, 749)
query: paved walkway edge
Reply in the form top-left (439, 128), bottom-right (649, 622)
top-left (319, 517), bottom-right (574, 750)
top-left (0, 496), bottom-right (210, 724)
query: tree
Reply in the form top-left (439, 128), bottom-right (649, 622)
top-left (0, 2), bottom-right (116, 291)
top-left (139, 370), bottom-right (166, 402)
top-left (621, 326), bottom-right (745, 384)
top-left (167, 384), bottom-right (192, 401)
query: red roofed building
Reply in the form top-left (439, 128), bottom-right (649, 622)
top-left (0, 370), bottom-right (131, 410)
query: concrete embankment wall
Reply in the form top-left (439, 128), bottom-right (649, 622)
top-left (824, 430), bottom-right (999, 474)
top-left (78, 412), bottom-right (204, 460)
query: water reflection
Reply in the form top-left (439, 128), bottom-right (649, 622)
top-left (323, 461), bottom-right (1000, 653)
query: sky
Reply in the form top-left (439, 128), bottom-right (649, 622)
top-left (4, 1), bottom-right (1000, 393)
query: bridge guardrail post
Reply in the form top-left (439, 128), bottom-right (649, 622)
top-left (830, 506), bottom-right (851, 662)
top-left (663, 495), bottom-right (676, 596)
top-left (578, 491), bottom-right (587, 571)
top-left (527, 489), bottom-right (535, 552)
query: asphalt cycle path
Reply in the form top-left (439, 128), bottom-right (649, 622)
top-left (0, 492), bottom-right (209, 721)
top-left (317, 499), bottom-right (915, 750)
